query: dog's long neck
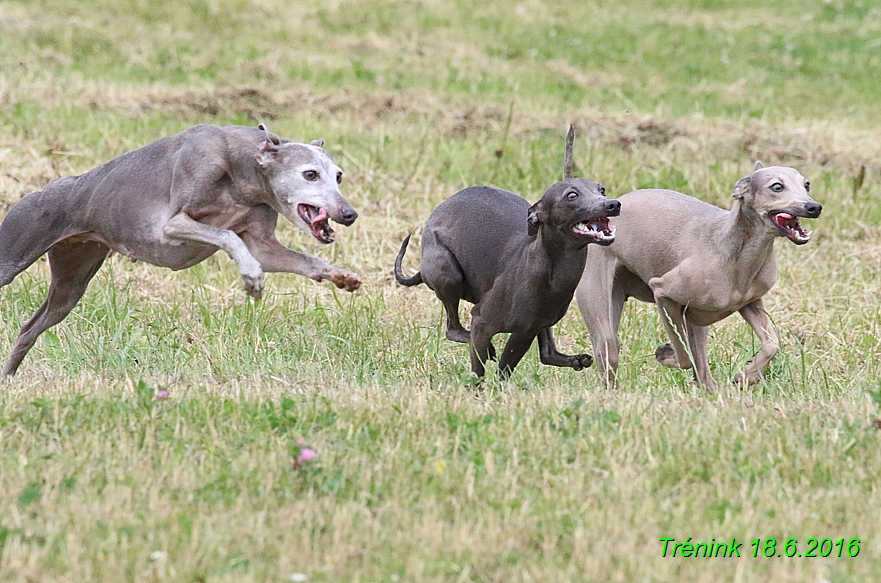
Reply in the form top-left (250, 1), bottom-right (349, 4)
top-left (720, 198), bottom-right (777, 284)
top-left (526, 227), bottom-right (588, 294)
top-left (227, 144), bottom-right (275, 207)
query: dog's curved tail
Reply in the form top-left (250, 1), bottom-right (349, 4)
top-left (394, 234), bottom-right (423, 286)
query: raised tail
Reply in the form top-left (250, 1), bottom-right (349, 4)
top-left (394, 234), bottom-right (423, 286)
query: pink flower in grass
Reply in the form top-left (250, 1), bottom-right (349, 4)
top-left (155, 390), bottom-right (169, 399)
top-left (297, 448), bottom-right (318, 464)
top-left (291, 438), bottom-right (318, 470)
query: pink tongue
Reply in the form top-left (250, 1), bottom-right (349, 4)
top-left (310, 208), bottom-right (328, 226)
top-left (776, 213), bottom-right (793, 226)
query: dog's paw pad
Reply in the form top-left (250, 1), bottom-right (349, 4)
top-left (327, 269), bottom-right (362, 291)
top-left (571, 354), bottom-right (593, 371)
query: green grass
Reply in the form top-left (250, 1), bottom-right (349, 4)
top-left (1, 0), bottom-right (881, 581)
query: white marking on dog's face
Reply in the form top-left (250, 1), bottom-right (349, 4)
top-left (260, 143), bottom-right (357, 239)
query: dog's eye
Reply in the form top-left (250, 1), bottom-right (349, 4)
top-left (336, 171), bottom-right (343, 185)
top-left (805, 181), bottom-right (810, 192)
top-left (770, 182), bottom-right (784, 192)
top-left (566, 191), bottom-right (578, 200)
top-left (303, 170), bottom-right (319, 181)
top-left (599, 186), bottom-right (606, 195)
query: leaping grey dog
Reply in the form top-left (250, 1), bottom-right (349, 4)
top-left (0, 123), bottom-right (361, 376)
top-left (576, 162), bottom-right (822, 390)
top-left (395, 127), bottom-right (621, 379)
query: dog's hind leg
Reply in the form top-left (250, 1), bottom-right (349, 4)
top-left (0, 183), bottom-right (78, 290)
top-left (3, 241), bottom-right (109, 376)
top-left (537, 328), bottom-right (592, 371)
top-left (0, 249), bottom-right (42, 291)
top-left (0, 228), bottom-right (44, 289)
top-left (468, 313), bottom-right (496, 378)
top-left (440, 297), bottom-right (469, 344)
top-left (577, 258), bottom-right (626, 388)
top-left (419, 242), bottom-right (498, 358)
top-left (442, 295), bottom-right (498, 361)
top-left (438, 287), bottom-right (499, 359)
top-left (652, 293), bottom-right (694, 372)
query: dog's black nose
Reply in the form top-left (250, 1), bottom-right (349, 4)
top-left (604, 199), bottom-right (621, 216)
top-left (804, 202), bottom-right (822, 218)
top-left (340, 208), bottom-right (358, 226)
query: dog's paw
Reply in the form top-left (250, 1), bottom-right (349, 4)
top-left (445, 328), bottom-right (471, 344)
top-left (325, 268), bottom-right (362, 292)
top-left (655, 343), bottom-right (680, 368)
top-left (732, 370), bottom-right (756, 388)
top-left (242, 270), bottom-right (265, 300)
top-left (571, 353), bottom-right (593, 371)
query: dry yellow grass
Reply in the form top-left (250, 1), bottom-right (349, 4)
top-left (1, 0), bottom-right (880, 581)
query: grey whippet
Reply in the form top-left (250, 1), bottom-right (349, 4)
top-left (576, 162), bottom-right (822, 390)
top-left (395, 127), bottom-right (621, 379)
top-left (0, 123), bottom-right (361, 376)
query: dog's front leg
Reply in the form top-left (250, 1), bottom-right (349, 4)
top-left (734, 299), bottom-right (779, 387)
top-left (537, 328), bottom-right (592, 370)
top-left (163, 213), bottom-right (264, 298)
top-left (242, 231), bottom-right (361, 292)
top-left (498, 333), bottom-right (537, 379)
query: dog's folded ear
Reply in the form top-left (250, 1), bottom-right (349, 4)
top-left (257, 123), bottom-right (281, 146)
top-left (734, 163), bottom-right (765, 198)
top-left (732, 176), bottom-right (752, 199)
top-left (527, 201), bottom-right (546, 236)
top-left (256, 124), bottom-right (280, 168)
top-left (311, 139), bottom-right (325, 148)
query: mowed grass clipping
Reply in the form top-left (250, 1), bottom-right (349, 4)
top-left (1, 0), bottom-right (881, 581)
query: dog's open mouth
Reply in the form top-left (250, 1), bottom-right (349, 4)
top-left (573, 218), bottom-right (616, 245)
top-left (771, 212), bottom-right (811, 245)
top-left (298, 204), bottom-right (335, 244)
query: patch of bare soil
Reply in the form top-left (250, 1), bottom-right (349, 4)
top-left (4, 82), bottom-right (879, 174)
top-left (127, 85), bottom-right (877, 172)
top-left (615, 118), bottom-right (684, 150)
top-left (113, 85), bottom-right (516, 138)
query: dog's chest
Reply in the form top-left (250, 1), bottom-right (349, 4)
top-left (665, 249), bottom-right (776, 309)
top-left (728, 256), bottom-right (776, 304)
top-left (679, 273), bottom-right (774, 326)
top-left (498, 285), bottom-right (574, 333)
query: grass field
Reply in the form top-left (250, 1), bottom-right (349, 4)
top-left (1, 0), bottom-right (881, 581)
